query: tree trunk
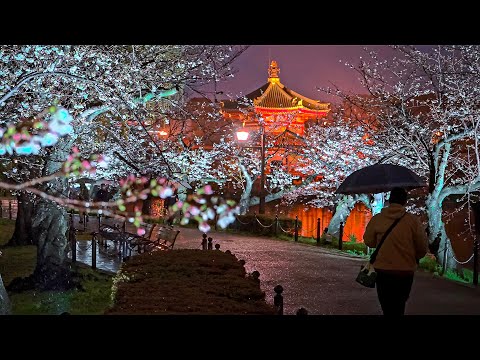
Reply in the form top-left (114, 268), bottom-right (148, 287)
top-left (238, 162), bottom-right (253, 215)
top-left (31, 198), bottom-right (72, 290)
top-left (239, 188), bottom-right (252, 215)
top-left (371, 193), bottom-right (385, 216)
top-left (8, 191), bottom-right (36, 246)
top-left (0, 274), bottom-right (11, 315)
top-left (30, 138), bottom-right (73, 290)
top-left (327, 194), bottom-right (371, 237)
top-left (425, 194), bottom-right (456, 270)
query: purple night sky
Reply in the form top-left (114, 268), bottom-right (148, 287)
top-left (215, 45), bottom-right (432, 104)
top-left (215, 45), bottom-right (389, 104)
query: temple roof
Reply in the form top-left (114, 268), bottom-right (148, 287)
top-left (221, 61), bottom-right (330, 112)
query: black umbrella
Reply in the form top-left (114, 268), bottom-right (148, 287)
top-left (336, 163), bottom-right (426, 195)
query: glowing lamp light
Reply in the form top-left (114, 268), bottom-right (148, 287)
top-left (236, 130), bottom-right (249, 142)
top-left (158, 130), bottom-right (168, 137)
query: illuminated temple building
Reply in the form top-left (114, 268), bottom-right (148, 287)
top-left (221, 60), bottom-right (330, 177)
top-left (221, 61), bottom-right (371, 242)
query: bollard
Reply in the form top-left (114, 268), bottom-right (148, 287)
top-left (274, 215), bottom-right (278, 236)
top-left (9, 200), bottom-right (12, 220)
top-left (296, 307), bottom-right (308, 316)
top-left (91, 238), bottom-right (96, 270)
top-left (316, 218), bottom-right (321, 245)
top-left (294, 215), bottom-right (298, 242)
top-left (251, 270), bottom-right (260, 282)
top-left (201, 233), bottom-right (208, 250)
top-left (208, 237), bottom-right (213, 250)
top-left (338, 222), bottom-right (344, 250)
top-left (122, 221), bottom-right (126, 233)
top-left (215, 244), bottom-right (220, 250)
top-left (98, 214), bottom-right (101, 231)
top-left (273, 285), bottom-right (284, 315)
top-left (473, 240), bottom-right (478, 286)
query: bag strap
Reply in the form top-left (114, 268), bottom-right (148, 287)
top-left (369, 213), bottom-right (406, 264)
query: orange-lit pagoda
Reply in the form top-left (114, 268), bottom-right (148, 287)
top-left (221, 60), bottom-right (330, 177)
top-left (221, 60), bottom-right (330, 136)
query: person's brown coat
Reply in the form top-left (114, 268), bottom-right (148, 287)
top-left (363, 203), bottom-right (428, 272)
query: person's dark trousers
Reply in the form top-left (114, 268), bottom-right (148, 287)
top-left (375, 270), bottom-right (414, 315)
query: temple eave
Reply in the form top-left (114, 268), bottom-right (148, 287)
top-left (255, 106), bottom-right (330, 114)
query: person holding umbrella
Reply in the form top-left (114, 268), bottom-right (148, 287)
top-left (363, 187), bottom-right (429, 315)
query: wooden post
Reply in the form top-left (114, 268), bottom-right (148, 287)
top-left (338, 222), bottom-right (344, 250)
top-left (0, 201), bottom-right (3, 218)
top-left (316, 217), bottom-right (321, 245)
top-left (274, 215), bottom-right (278, 236)
top-left (473, 240), bottom-right (478, 286)
top-left (83, 213), bottom-right (87, 232)
top-left (208, 237), bottom-right (213, 250)
top-left (215, 244), bottom-right (220, 250)
top-left (9, 200), bottom-right (12, 220)
top-left (273, 285), bottom-right (284, 315)
top-left (294, 215), bottom-right (298, 242)
top-left (201, 233), bottom-right (208, 250)
top-left (122, 221), bottom-right (126, 233)
top-left (98, 214), bottom-right (101, 231)
top-left (91, 238), bottom-right (96, 270)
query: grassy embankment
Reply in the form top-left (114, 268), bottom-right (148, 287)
top-left (0, 218), bottom-right (113, 314)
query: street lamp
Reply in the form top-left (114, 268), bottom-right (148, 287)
top-left (236, 123), bottom-right (267, 214)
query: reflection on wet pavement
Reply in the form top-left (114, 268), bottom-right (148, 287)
top-left (68, 214), bottom-right (137, 273)
top-left (70, 239), bottom-right (122, 273)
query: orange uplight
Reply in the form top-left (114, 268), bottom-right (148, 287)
top-left (158, 130), bottom-right (168, 137)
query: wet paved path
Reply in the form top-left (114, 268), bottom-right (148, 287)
top-left (71, 215), bottom-right (480, 315)
top-left (175, 228), bottom-right (480, 315)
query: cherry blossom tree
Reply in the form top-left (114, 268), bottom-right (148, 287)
top-left (331, 45), bottom-right (480, 267)
top-left (0, 45), bottom-right (244, 290)
top-left (282, 116), bottom-right (382, 235)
